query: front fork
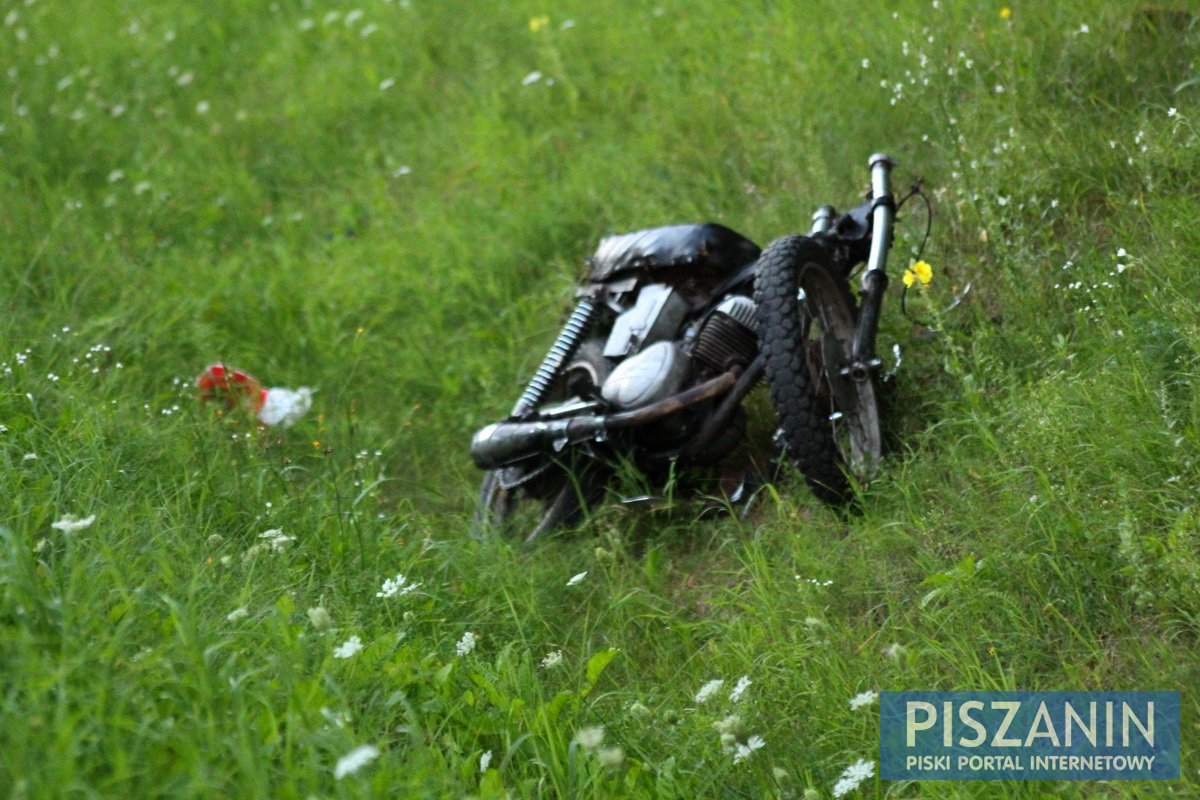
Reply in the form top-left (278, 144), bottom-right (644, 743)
top-left (812, 153), bottom-right (896, 383)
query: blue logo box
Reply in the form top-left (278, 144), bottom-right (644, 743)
top-left (880, 691), bottom-right (1180, 780)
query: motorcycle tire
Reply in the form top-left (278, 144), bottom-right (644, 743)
top-left (753, 235), bottom-right (882, 503)
top-left (472, 341), bottom-right (611, 542)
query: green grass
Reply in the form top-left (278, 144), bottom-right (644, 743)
top-left (2, 0), bottom-right (1200, 797)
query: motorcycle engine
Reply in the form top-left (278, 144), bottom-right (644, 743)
top-left (600, 283), bottom-right (692, 410)
top-left (692, 296), bottom-right (759, 373)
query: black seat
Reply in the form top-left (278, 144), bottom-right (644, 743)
top-left (587, 223), bottom-right (761, 282)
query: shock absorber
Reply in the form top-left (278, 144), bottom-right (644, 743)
top-left (511, 299), bottom-right (599, 417)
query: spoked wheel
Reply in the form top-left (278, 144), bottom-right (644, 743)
top-left (754, 235), bottom-right (882, 503)
top-left (474, 463), bottom-right (604, 544)
top-left (472, 341), bottom-right (611, 542)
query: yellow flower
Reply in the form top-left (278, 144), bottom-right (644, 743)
top-left (529, 15), bottom-right (549, 33)
top-left (1000, 6), bottom-right (1011, 20)
top-left (903, 260), bottom-right (933, 288)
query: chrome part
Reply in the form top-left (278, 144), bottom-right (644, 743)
top-left (471, 416), bottom-right (606, 470)
top-left (512, 299), bottom-right (599, 417)
top-left (838, 358), bottom-right (883, 382)
top-left (863, 153), bottom-right (896, 290)
top-left (603, 284), bottom-right (689, 358)
top-left (811, 204), bottom-right (836, 234)
top-left (536, 398), bottom-right (605, 419)
top-left (601, 341), bottom-right (690, 409)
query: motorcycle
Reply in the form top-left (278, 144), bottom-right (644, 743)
top-left (470, 154), bottom-right (914, 540)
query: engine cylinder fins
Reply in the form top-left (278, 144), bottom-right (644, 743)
top-left (713, 296), bottom-right (758, 330)
top-left (693, 296), bottom-right (759, 373)
top-left (512, 299), bottom-right (599, 417)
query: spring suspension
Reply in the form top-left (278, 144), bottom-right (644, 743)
top-left (511, 299), bottom-right (599, 417)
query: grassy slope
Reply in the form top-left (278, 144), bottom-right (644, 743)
top-left (2, 0), bottom-right (1199, 797)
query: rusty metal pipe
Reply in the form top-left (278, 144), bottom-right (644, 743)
top-left (470, 369), bottom-right (740, 469)
top-left (680, 355), bottom-right (763, 459)
top-left (604, 368), bottom-right (739, 429)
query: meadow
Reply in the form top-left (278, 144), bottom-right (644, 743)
top-left (2, 0), bottom-right (1199, 797)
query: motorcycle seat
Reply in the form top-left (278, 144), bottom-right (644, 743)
top-left (587, 223), bottom-right (761, 282)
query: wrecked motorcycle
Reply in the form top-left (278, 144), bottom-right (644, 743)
top-left (470, 154), bottom-right (910, 540)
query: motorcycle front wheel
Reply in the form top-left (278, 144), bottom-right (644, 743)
top-left (472, 341), bottom-right (611, 542)
top-left (754, 235), bottom-right (882, 503)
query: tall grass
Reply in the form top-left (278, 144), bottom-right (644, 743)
top-left (2, 0), bottom-right (1198, 797)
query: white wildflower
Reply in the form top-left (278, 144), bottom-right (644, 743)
top-left (226, 606), bottom-right (249, 622)
top-left (566, 571), bottom-right (587, 587)
top-left (379, 77), bottom-right (395, 91)
top-left (881, 642), bottom-right (906, 661)
top-left (832, 758), bottom-right (875, 798)
top-left (258, 529), bottom-right (295, 552)
top-left (175, 70), bottom-right (194, 87)
top-left (540, 649), bottom-right (564, 669)
top-left (694, 679), bottom-right (724, 704)
top-left (376, 573), bottom-right (421, 598)
top-left (849, 690), bottom-right (878, 710)
top-left (51, 514), bottom-right (96, 533)
top-left (733, 735), bottom-right (765, 764)
top-left (22, 453), bottom-right (38, 461)
top-left (455, 631), bottom-right (477, 656)
top-left (597, 747), bottom-right (625, 767)
top-left (107, 169), bottom-right (125, 183)
top-left (307, 606), bottom-right (333, 631)
top-left (1168, 107), bottom-right (1178, 118)
top-left (321, 707), bottom-right (351, 727)
top-left (729, 675), bottom-right (752, 702)
top-left (334, 744), bottom-right (379, 779)
top-left (521, 70), bottom-right (543, 86)
top-left (479, 749), bottom-right (493, 772)
top-left (333, 635), bottom-right (364, 659)
top-left (628, 701), bottom-right (651, 717)
top-left (1078, 23), bottom-right (1089, 34)
top-left (195, 100), bottom-right (210, 114)
top-left (573, 725), bottom-right (604, 750)
top-left (714, 714), bottom-right (742, 736)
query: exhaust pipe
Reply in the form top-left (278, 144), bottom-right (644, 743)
top-left (470, 369), bottom-right (739, 469)
top-left (470, 416), bottom-right (606, 470)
